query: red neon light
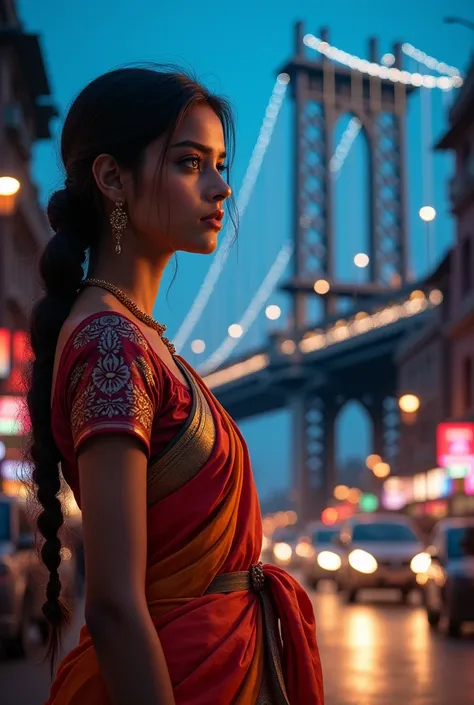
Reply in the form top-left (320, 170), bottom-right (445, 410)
top-left (321, 508), bottom-right (338, 525)
top-left (6, 331), bottom-right (33, 394)
top-left (437, 422), bottom-right (474, 477)
top-left (0, 329), bottom-right (11, 379)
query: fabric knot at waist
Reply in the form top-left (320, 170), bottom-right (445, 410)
top-left (205, 561), bottom-right (266, 595)
top-left (205, 563), bottom-right (289, 705)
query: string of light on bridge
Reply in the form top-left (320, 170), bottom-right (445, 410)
top-left (202, 289), bottom-right (443, 389)
top-left (172, 73), bottom-right (290, 353)
top-left (329, 117), bottom-right (362, 175)
top-left (401, 43), bottom-right (461, 77)
top-left (198, 243), bottom-right (293, 375)
top-left (303, 34), bottom-right (463, 90)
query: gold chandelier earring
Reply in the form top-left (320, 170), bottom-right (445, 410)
top-left (110, 198), bottom-right (127, 254)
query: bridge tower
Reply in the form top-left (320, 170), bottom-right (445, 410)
top-left (279, 23), bottom-right (414, 523)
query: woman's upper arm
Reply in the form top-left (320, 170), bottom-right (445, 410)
top-left (59, 317), bottom-right (161, 614)
top-left (79, 434), bottom-right (149, 614)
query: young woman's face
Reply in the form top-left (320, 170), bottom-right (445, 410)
top-left (125, 103), bottom-right (232, 256)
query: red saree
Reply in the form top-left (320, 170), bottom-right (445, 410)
top-left (48, 313), bottom-right (324, 704)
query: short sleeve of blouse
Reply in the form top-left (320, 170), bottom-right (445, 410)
top-left (64, 314), bottom-right (159, 457)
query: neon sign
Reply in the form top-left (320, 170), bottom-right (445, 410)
top-left (437, 422), bottom-right (474, 479)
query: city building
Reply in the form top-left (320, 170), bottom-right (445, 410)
top-left (437, 56), bottom-right (474, 423)
top-left (0, 1), bottom-right (56, 493)
top-left (385, 57), bottom-right (474, 525)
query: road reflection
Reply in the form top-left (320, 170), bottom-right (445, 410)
top-left (312, 583), bottom-right (474, 705)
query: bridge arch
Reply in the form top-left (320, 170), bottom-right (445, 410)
top-left (334, 399), bottom-right (372, 492)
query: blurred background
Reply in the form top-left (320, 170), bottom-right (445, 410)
top-left (0, 1), bottom-right (473, 703)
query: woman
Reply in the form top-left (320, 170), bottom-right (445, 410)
top-left (27, 67), bottom-right (324, 705)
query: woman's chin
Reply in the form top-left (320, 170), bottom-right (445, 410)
top-left (187, 234), bottom-right (218, 255)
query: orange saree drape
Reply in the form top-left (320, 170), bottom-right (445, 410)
top-left (47, 359), bottom-right (324, 705)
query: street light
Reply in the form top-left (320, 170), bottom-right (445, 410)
top-left (191, 339), bottom-right (206, 354)
top-left (366, 454), bottom-right (382, 470)
top-left (444, 17), bottom-right (474, 32)
top-left (334, 484), bottom-right (350, 501)
top-left (313, 279), bottom-right (330, 295)
top-left (265, 304), bottom-right (281, 321)
top-left (419, 206), bottom-right (436, 270)
top-left (419, 206), bottom-right (436, 222)
top-left (0, 177), bottom-right (20, 216)
top-left (398, 394), bottom-right (420, 413)
top-left (373, 462), bottom-right (391, 478)
top-left (228, 323), bottom-right (243, 339)
top-left (398, 393), bottom-right (420, 425)
top-left (354, 253), bottom-right (370, 268)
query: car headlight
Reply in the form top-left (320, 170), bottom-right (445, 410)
top-left (410, 552), bottom-right (431, 574)
top-left (317, 551), bottom-right (342, 571)
top-left (295, 541), bottom-right (314, 558)
top-left (273, 542), bottom-right (292, 562)
top-left (348, 549), bottom-right (378, 574)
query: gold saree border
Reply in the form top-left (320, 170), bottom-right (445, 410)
top-left (146, 358), bottom-right (216, 506)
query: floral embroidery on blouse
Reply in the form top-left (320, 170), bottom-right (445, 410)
top-left (72, 315), bottom-right (149, 351)
top-left (70, 316), bottom-right (155, 448)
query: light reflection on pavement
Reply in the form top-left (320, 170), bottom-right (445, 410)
top-left (312, 581), bottom-right (474, 705)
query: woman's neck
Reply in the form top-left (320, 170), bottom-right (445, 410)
top-left (89, 236), bottom-right (173, 316)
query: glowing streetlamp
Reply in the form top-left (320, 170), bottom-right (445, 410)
top-left (191, 339), bottom-right (206, 354)
top-left (354, 253), bottom-right (370, 268)
top-left (228, 323), bottom-right (243, 339)
top-left (0, 177), bottom-right (21, 216)
top-left (373, 462), bottom-right (391, 479)
top-left (398, 394), bottom-right (420, 413)
top-left (366, 454), bottom-right (382, 470)
top-left (419, 206), bottom-right (436, 271)
top-left (333, 484), bottom-right (350, 501)
top-left (265, 304), bottom-right (281, 321)
top-left (347, 488), bottom-right (362, 504)
top-left (398, 393), bottom-right (420, 425)
top-left (313, 279), bottom-right (330, 295)
top-left (419, 206), bottom-right (436, 222)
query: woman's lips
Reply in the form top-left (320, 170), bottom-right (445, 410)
top-left (200, 217), bottom-right (223, 230)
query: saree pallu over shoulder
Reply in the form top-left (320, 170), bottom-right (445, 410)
top-left (47, 357), bottom-right (323, 705)
top-left (146, 358), bottom-right (216, 507)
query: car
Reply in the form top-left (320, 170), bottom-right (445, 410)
top-left (423, 518), bottom-right (474, 637)
top-left (301, 524), bottom-right (342, 589)
top-left (336, 513), bottom-right (427, 603)
top-left (270, 526), bottom-right (300, 568)
top-left (0, 493), bottom-right (77, 658)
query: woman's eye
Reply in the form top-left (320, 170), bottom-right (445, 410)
top-left (217, 163), bottom-right (228, 173)
top-left (181, 156), bottom-right (201, 170)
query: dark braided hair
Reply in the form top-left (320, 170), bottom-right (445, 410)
top-left (26, 65), bottom-right (235, 675)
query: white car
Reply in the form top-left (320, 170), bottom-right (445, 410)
top-left (301, 524), bottom-right (342, 589)
top-left (336, 513), bottom-right (428, 603)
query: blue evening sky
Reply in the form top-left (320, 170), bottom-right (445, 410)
top-left (19, 0), bottom-right (473, 501)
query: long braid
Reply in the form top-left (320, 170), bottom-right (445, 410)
top-left (27, 187), bottom-right (96, 676)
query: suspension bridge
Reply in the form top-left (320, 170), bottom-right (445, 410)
top-left (171, 22), bottom-right (463, 523)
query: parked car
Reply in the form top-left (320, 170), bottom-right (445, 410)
top-left (336, 513), bottom-right (427, 603)
top-left (0, 493), bottom-right (76, 658)
top-left (423, 518), bottom-right (474, 637)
